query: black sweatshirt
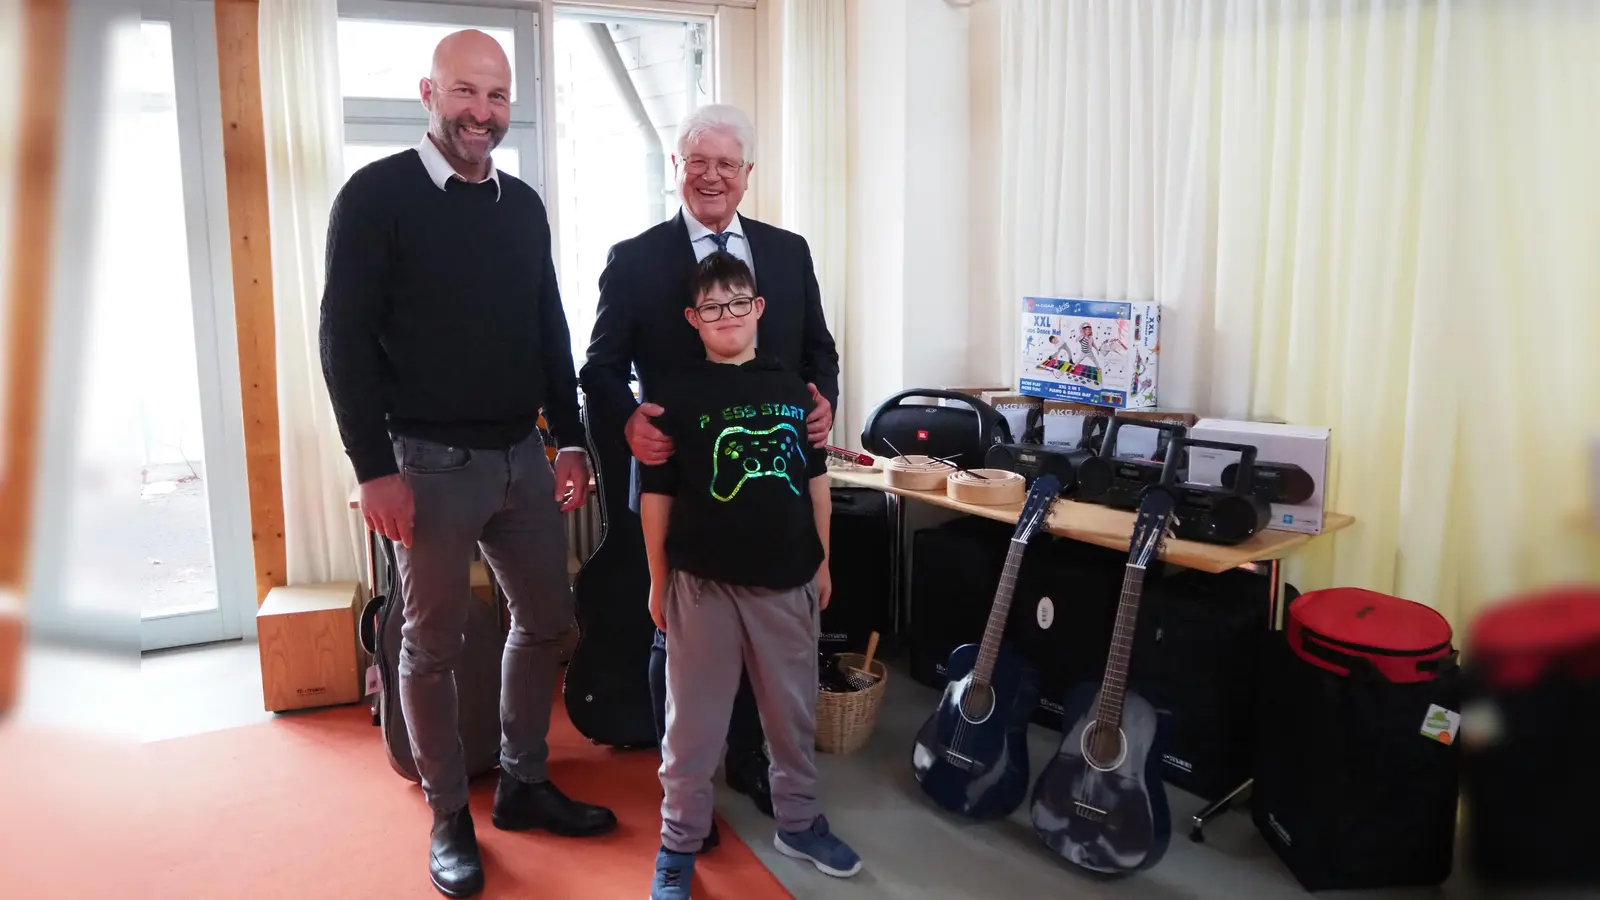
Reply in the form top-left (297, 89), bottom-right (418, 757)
top-left (318, 151), bottom-right (584, 483)
top-left (638, 356), bottom-right (828, 590)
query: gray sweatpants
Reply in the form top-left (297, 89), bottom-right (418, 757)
top-left (659, 569), bottom-right (822, 853)
top-left (390, 431), bottom-right (574, 814)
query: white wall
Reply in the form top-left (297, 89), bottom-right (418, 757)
top-left (843, 0), bottom-right (905, 443)
top-left (841, 0), bottom-right (1001, 443)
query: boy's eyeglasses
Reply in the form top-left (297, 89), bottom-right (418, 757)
top-left (693, 296), bottom-right (755, 322)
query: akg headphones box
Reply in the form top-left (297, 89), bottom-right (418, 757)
top-left (1187, 419), bottom-right (1331, 535)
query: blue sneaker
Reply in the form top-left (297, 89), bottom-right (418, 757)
top-left (773, 815), bottom-right (862, 877)
top-left (650, 848), bottom-right (695, 900)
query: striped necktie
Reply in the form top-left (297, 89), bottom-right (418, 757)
top-left (708, 232), bottom-right (732, 252)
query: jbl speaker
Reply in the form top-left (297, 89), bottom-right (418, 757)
top-left (821, 487), bottom-right (894, 655)
top-left (908, 517), bottom-right (1013, 689)
top-left (860, 389), bottom-right (1013, 471)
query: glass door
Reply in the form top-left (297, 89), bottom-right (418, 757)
top-left (42, 2), bottom-right (258, 653)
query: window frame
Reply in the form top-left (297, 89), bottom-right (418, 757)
top-left (338, 0), bottom-right (546, 193)
top-left (333, 0), bottom-right (753, 359)
top-left (27, 0), bottom-right (258, 652)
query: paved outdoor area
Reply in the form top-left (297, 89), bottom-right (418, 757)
top-left (132, 472), bottom-right (216, 618)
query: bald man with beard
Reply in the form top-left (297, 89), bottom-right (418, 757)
top-left (320, 30), bottom-right (615, 898)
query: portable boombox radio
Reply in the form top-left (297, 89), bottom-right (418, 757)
top-left (1075, 416), bottom-right (1188, 510)
top-left (983, 416), bottom-right (1108, 495)
top-left (1170, 436), bottom-right (1272, 545)
top-left (859, 389), bottom-right (1012, 469)
top-left (1222, 460), bottom-right (1315, 505)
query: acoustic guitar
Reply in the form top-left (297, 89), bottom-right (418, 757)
top-left (561, 394), bottom-right (659, 749)
top-left (909, 474), bottom-right (1057, 820)
top-left (1029, 484), bottom-right (1177, 875)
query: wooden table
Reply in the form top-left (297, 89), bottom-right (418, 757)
top-left (827, 468), bottom-right (1353, 575)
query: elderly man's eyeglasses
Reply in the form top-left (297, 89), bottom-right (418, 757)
top-left (684, 156), bottom-right (745, 178)
top-left (693, 296), bottom-right (755, 322)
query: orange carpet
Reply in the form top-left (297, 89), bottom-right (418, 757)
top-left (8, 700), bottom-right (792, 899)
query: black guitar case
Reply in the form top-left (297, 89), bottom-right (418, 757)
top-left (561, 395), bottom-right (659, 748)
top-left (359, 538), bottom-right (507, 783)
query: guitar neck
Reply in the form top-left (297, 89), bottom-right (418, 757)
top-left (972, 537), bottom-right (1027, 687)
top-left (1094, 562), bottom-right (1148, 731)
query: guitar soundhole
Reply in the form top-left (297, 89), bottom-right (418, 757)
top-left (1081, 720), bottom-right (1127, 772)
top-left (958, 683), bottom-right (996, 724)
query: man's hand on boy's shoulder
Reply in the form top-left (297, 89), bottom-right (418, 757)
top-left (805, 383), bottom-right (833, 445)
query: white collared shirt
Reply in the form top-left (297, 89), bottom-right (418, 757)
top-left (684, 211), bottom-right (754, 280)
top-left (415, 134), bottom-right (502, 202)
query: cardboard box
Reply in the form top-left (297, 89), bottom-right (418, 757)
top-left (980, 392), bottom-right (1044, 443)
top-left (1041, 401), bottom-right (1196, 457)
top-left (928, 386), bottom-right (1037, 443)
top-left (258, 581), bottom-right (364, 712)
top-left (1186, 419), bottom-right (1332, 535)
top-left (1018, 297), bottom-right (1160, 409)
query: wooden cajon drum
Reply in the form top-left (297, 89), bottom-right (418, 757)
top-left (258, 581), bottom-right (363, 712)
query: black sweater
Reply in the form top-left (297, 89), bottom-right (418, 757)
top-left (638, 356), bottom-right (827, 590)
top-left (318, 151), bottom-right (584, 483)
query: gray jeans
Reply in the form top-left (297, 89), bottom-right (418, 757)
top-left (391, 431), bottom-right (573, 814)
top-left (659, 569), bottom-right (822, 853)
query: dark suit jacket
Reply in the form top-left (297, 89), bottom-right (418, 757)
top-left (580, 209), bottom-right (841, 423)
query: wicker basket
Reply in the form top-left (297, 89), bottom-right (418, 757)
top-left (815, 653), bottom-right (890, 755)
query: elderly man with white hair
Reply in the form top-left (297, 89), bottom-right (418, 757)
top-left (579, 102), bottom-right (843, 888)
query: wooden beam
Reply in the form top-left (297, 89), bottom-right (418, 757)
top-left (0, 0), bottom-right (70, 716)
top-left (213, 0), bottom-right (286, 605)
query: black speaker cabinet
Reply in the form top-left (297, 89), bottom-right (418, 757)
top-left (1129, 567), bottom-right (1289, 801)
top-left (821, 487), bottom-right (894, 655)
top-left (1006, 536), bottom-right (1127, 731)
top-left (908, 517), bottom-right (1014, 689)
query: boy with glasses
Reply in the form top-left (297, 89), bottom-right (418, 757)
top-left (638, 251), bottom-right (862, 899)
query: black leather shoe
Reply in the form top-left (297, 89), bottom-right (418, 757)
top-left (698, 820), bottom-right (721, 855)
top-left (724, 749), bottom-right (774, 818)
top-left (492, 772), bottom-right (618, 836)
top-left (429, 806), bottom-right (484, 898)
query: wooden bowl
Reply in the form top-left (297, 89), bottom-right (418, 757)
top-left (883, 455), bottom-right (951, 491)
top-left (946, 468), bottom-right (1026, 505)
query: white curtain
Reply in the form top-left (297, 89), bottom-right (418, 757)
top-left (260, 0), bottom-right (364, 586)
top-left (779, 0), bottom-right (850, 442)
top-left (997, 0), bottom-right (1600, 629)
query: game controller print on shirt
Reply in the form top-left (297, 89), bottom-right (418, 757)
top-left (711, 422), bottom-right (807, 500)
